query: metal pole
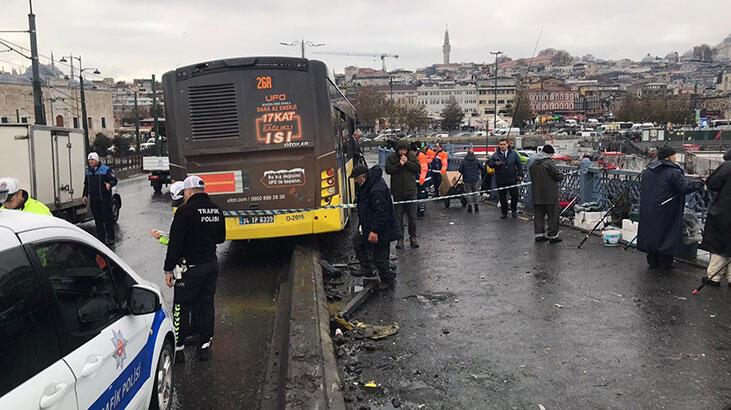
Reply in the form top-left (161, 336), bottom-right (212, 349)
top-left (28, 0), bottom-right (46, 125)
top-left (490, 51), bottom-right (502, 134)
top-left (300, 38), bottom-right (305, 58)
top-left (152, 74), bottom-right (160, 156)
top-left (69, 53), bottom-right (79, 119)
top-left (134, 91), bottom-right (140, 152)
top-left (80, 68), bottom-right (90, 154)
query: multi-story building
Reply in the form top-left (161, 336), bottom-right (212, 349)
top-left (0, 65), bottom-right (114, 138)
top-left (476, 77), bottom-right (516, 118)
top-left (417, 81), bottom-right (478, 119)
top-left (527, 78), bottom-right (580, 115)
top-left (367, 84), bottom-right (419, 106)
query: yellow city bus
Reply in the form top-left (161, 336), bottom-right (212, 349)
top-left (162, 57), bottom-right (359, 240)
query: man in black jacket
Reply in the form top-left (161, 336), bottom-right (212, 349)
top-left (350, 164), bottom-right (401, 289)
top-left (699, 148), bottom-right (731, 285)
top-left (385, 140), bottom-right (421, 248)
top-left (82, 152), bottom-right (117, 244)
top-left (458, 146), bottom-right (483, 213)
top-left (488, 139), bottom-right (524, 219)
top-left (529, 145), bottom-right (564, 243)
top-left (163, 175), bottom-right (226, 362)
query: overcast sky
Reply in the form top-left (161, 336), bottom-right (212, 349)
top-left (0, 0), bottom-right (729, 81)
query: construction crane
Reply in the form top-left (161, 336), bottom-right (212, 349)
top-left (311, 51), bottom-right (399, 72)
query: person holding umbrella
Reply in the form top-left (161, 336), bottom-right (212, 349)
top-left (699, 149), bottom-right (731, 286)
top-left (637, 147), bottom-right (704, 270)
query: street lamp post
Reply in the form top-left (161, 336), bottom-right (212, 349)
top-left (279, 38), bottom-right (325, 58)
top-left (489, 51), bottom-right (502, 133)
top-left (60, 55), bottom-right (100, 155)
top-left (0, 0), bottom-right (46, 125)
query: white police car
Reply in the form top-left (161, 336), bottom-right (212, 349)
top-left (0, 211), bottom-right (175, 410)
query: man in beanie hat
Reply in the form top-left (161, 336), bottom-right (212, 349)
top-left (82, 152), bottom-right (117, 244)
top-left (637, 146), bottom-right (704, 270)
top-left (699, 148), bottom-right (731, 286)
top-left (385, 140), bottom-right (421, 248)
top-left (350, 164), bottom-right (401, 289)
top-left (529, 144), bottom-right (564, 242)
top-left (458, 145), bottom-right (484, 213)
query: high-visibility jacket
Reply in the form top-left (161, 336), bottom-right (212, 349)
top-left (431, 150), bottom-right (448, 175)
top-left (426, 149), bottom-right (435, 164)
top-left (1, 196), bottom-right (51, 216)
top-left (417, 152), bottom-right (430, 185)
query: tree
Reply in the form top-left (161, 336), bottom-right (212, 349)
top-left (510, 90), bottom-right (533, 129)
top-left (550, 50), bottom-right (573, 66)
top-left (353, 86), bottom-right (388, 129)
top-left (692, 44), bottom-right (714, 62)
top-left (403, 104), bottom-right (430, 131)
top-left (113, 136), bottom-right (131, 155)
top-left (440, 97), bottom-right (464, 130)
top-left (616, 95), bottom-right (692, 124)
top-left (91, 133), bottom-right (112, 155)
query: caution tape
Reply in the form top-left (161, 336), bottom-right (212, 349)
top-left (223, 169), bottom-right (580, 217)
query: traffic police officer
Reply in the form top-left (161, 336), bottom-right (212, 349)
top-left (82, 152), bottom-right (117, 244)
top-left (0, 177), bottom-right (52, 215)
top-left (163, 176), bottom-right (226, 362)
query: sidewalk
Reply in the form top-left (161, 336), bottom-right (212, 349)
top-left (333, 200), bottom-right (731, 409)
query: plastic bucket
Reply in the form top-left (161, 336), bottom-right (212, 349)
top-left (602, 229), bottom-right (621, 247)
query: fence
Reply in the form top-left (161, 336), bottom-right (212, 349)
top-left (377, 147), bottom-right (716, 223)
top-left (103, 154), bottom-right (143, 178)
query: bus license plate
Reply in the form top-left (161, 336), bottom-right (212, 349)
top-left (239, 215), bottom-right (275, 225)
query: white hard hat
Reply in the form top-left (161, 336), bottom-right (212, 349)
top-left (0, 177), bottom-right (19, 203)
top-left (182, 175), bottom-right (205, 190)
top-left (87, 152), bottom-right (100, 161)
top-left (169, 181), bottom-right (185, 200)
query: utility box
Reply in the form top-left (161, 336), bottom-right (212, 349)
top-left (0, 124), bottom-right (88, 220)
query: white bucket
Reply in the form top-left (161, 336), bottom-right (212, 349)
top-left (602, 229), bottom-right (622, 247)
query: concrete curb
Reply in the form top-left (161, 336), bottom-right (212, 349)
top-left (281, 239), bottom-right (345, 409)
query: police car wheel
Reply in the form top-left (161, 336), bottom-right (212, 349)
top-left (151, 342), bottom-right (174, 410)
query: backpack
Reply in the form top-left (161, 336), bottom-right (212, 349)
top-left (430, 154), bottom-right (442, 171)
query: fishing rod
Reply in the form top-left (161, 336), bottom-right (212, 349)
top-left (503, 27), bottom-right (543, 144)
top-left (577, 139), bottom-right (672, 249)
top-left (692, 260), bottom-right (731, 295)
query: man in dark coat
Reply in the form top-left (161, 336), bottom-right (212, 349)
top-left (351, 164), bottom-right (401, 289)
top-left (637, 147), bottom-right (704, 270)
top-left (529, 144), bottom-right (564, 243)
top-left (488, 138), bottom-right (524, 219)
top-left (385, 140), bottom-right (421, 249)
top-left (458, 146), bottom-right (483, 213)
top-left (82, 152), bottom-right (118, 244)
top-left (699, 149), bottom-right (731, 285)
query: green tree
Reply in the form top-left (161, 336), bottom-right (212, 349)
top-left (91, 133), bottom-right (112, 155)
top-left (440, 97), bottom-right (464, 130)
top-left (616, 95), bottom-right (692, 124)
top-left (353, 86), bottom-right (388, 129)
top-left (113, 136), bottom-right (131, 155)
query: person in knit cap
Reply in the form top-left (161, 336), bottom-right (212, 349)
top-left (529, 144), bottom-right (564, 243)
top-left (637, 146), bottom-right (704, 270)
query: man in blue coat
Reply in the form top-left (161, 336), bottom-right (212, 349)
top-left (488, 138), bottom-right (524, 219)
top-left (350, 164), bottom-right (401, 289)
top-left (83, 152), bottom-right (118, 244)
top-left (637, 147), bottom-right (704, 270)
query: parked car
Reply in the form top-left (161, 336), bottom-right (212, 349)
top-left (0, 212), bottom-right (176, 410)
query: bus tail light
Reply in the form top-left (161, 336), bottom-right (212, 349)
top-left (321, 168), bottom-right (338, 205)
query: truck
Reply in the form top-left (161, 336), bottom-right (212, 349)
top-left (0, 124), bottom-right (122, 223)
top-left (142, 155), bottom-right (171, 192)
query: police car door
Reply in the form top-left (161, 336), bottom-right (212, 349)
top-left (0, 229), bottom-right (77, 410)
top-left (24, 235), bottom-right (151, 410)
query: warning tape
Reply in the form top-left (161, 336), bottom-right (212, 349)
top-left (223, 169), bottom-right (580, 217)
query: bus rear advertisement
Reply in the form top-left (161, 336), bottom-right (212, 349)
top-left (163, 57), bottom-right (358, 240)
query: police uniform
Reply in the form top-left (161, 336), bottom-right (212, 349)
top-left (83, 160), bottom-right (117, 242)
top-left (163, 180), bottom-right (226, 361)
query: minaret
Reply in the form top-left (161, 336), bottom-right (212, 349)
top-left (442, 26), bottom-right (451, 65)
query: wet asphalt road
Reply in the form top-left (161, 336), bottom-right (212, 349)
top-left (79, 174), bottom-right (290, 409)
top-left (329, 160), bottom-right (731, 409)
